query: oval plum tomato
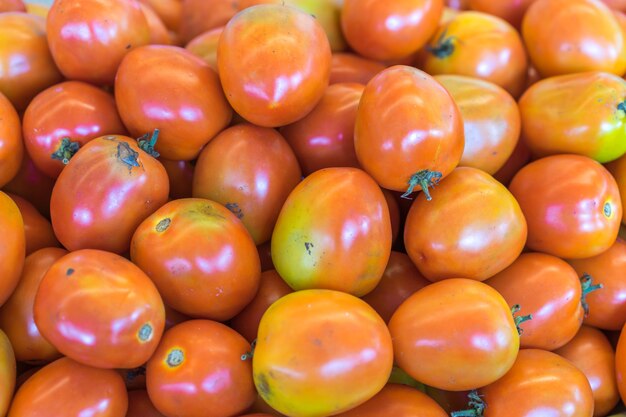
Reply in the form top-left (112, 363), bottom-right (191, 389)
top-left (0, 0), bottom-right (25, 12)
top-left (568, 238), bottom-right (626, 330)
top-left (34, 249), bottom-right (165, 369)
top-left (0, 12), bottom-right (62, 111)
top-left (23, 81), bottom-right (127, 179)
top-left (555, 325), bottom-right (619, 417)
top-left (0, 191), bottom-right (25, 306)
top-left (341, 0), bottom-right (443, 61)
top-left (229, 269), bottom-right (293, 343)
top-left (485, 253), bottom-right (586, 350)
top-left (271, 167), bottom-right (392, 296)
top-left (354, 65), bottom-right (464, 198)
top-left (159, 158), bottom-right (194, 200)
top-left (7, 193), bottom-right (59, 255)
top-left (46, 0), bottom-right (150, 85)
top-left (605, 152), bottom-right (626, 225)
top-left (509, 154), bottom-right (621, 259)
top-left (434, 75), bottom-right (520, 175)
top-left (253, 289), bottom-right (393, 417)
top-left (492, 139), bottom-right (531, 186)
top-left (2, 152), bottom-right (55, 218)
top-left (389, 279), bottom-right (521, 391)
top-left (280, 83), bottom-right (363, 176)
top-left (178, 0), bottom-right (237, 44)
top-left (468, 0), bottom-right (538, 28)
top-left (185, 26), bottom-right (223, 71)
top-left (50, 134), bottom-right (169, 253)
top-left (0, 329), bottom-right (15, 417)
top-left (522, 0), bottom-right (626, 77)
top-left (140, 0), bottom-right (182, 32)
top-left (419, 11), bottom-right (528, 98)
top-left (361, 251), bottom-right (430, 323)
top-left (127, 390), bottom-right (166, 417)
top-left (217, 4), bottom-right (332, 127)
top-left (146, 320), bottom-right (256, 417)
top-left (192, 123), bottom-right (302, 245)
top-left (140, 2), bottom-right (171, 45)
top-left (130, 198), bottom-right (261, 321)
top-left (0, 91), bottom-right (23, 188)
top-left (519, 72), bottom-right (626, 163)
top-left (7, 357), bottom-right (128, 417)
top-left (0, 247), bottom-right (65, 364)
top-left (329, 53), bottom-right (386, 86)
top-left (404, 167), bottom-right (527, 282)
top-left (115, 45), bottom-right (232, 161)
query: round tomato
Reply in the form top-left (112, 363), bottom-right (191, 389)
top-left (126, 390), bottom-right (166, 417)
top-left (0, 329), bottom-right (15, 417)
top-left (0, 91), bottom-right (23, 188)
top-left (7, 194), bottom-right (59, 255)
top-left (329, 53), bottom-right (386, 86)
top-left (185, 26), bottom-right (223, 71)
top-left (0, 191), bottom-right (25, 306)
top-left (468, 0), bottom-right (537, 28)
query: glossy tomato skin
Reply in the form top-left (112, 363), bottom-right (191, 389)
top-left (509, 154), bottom-right (621, 259)
top-left (253, 289), bottom-right (393, 417)
top-left (0, 329), bottom-right (15, 417)
top-left (7, 357), bottom-right (128, 417)
top-left (354, 65), bottom-right (464, 194)
top-left (192, 124), bottom-right (302, 245)
top-left (271, 167), bottom-right (392, 296)
top-left (146, 319), bottom-right (256, 417)
top-left (434, 75), bottom-right (520, 175)
top-left (185, 26), bottom-right (223, 71)
top-left (522, 0), bottom-right (626, 77)
top-left (126, 390), bottom-right (166, 417)
top-left (389, 279), bottom-right (519, 391)
top-left (2, 152), bottom-right (55, 218)
top-left (0, 247), bottom-right (65, 364)
top-left (23, 81), bottom-right (127, 179)
top-left (0, 92), bottom-right (23, 189)
top-left (218, 4), bottom-right (332, 127)
top-left (0, 191), bottom-right (25, 306)
top-left (616, 322), bottom-right (626, 406)
top-left (131, 198), bottom-right (261, 321)
top-left (485, 253), bottom-right (583, 350)
top-left (50, 135), bottom-right (169, 253)
top-left (606, 153), bottom-right (626, 225)
top-left (7, 194), bottom-right (59, 255)
top-left (46, 0), bottom-right (150, 85)
top-left (33, 249), bottom-right (166, 369)
top-left (468, 0), bottom-right (537, 28)
top-left (329, 53), bottom-right (386, 85)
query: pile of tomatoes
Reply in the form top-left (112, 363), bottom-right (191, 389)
top-left (1, 0), bottom-right (626, 416)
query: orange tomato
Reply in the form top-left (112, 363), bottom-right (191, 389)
top-left (140, 2), bottom-right (171, 45)
top-left (178, 0), bottom-right (237, 44)
top-left (0, 0), bottom-right (25, 12)
top-left (329, 53), bottom-right (386, 85)
top-left (126, 390), bottom-right (166, 417)
top-left (0, 92), bottom-right (23, 188)
top-left (6, 194), bottom-right (59, 255)
top-left (140, 0), bottom-right (182, 32)
top-left (606, 153), bottom-right (626, 225)
top-left (0, 329), bottom-right (15, 417)
top-left (0, 191), bottom-right (24, 307)
top-left (184, 26), bottom-right (223, 71)
top-left (2, 152), bottom-right (55, 218)
top-left (468, 0), bottom-right (538, 28)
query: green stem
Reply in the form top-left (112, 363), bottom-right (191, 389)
top-left (618, 101), bottom-right (626, 113)
top-left (50, 137), bottom-right (80, 164)
top-left (401, 170), bottom-right (442, 201)
top-left (241, 339), bottom-right (256, 361)
top-left (137, 129), bottom-right (160, 158)
top-left (511, 304), bottom-right (533, 335)
top-left (117, 141), bottom-right (140, 168)
top-left (426, 29), bottom-right (458, 59)
top-left (580, 273), bottom-right (603, 317)
top-left (451, 390), bottom-right (485, 417)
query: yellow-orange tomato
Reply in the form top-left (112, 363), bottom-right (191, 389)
top-left (140, 2), bottom-right (171, 45)
top-left (253, 289), bottom-right (394, 417)
top-left (468, 0), bottom-right (538, 28)
top-left (0, 329), bottom-right (15, 417)
top-left (0, 92), bottom-right (23, 189)
top-left (185, 26), bottom-right (223, 71)
top-left (0, 191), bottom-right (25, 307)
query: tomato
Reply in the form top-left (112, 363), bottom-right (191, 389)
top-left (46, 0), bottom-right (150, 85)
top-left (0, 91), bottom-right (22, 189)
top-left (329, 53), bottom-right (386, 86)
top-left (603, 0), bottom-right (626, 10)
top-left (229, 269), bottom-right (293, 343)
top-left (159, 158), bottom-right (194, 200)
top-left (0, 0), bottom-right (25, 12)
top-left (23, 81), bottom-right (127, 179)
top-left (126, 390), bottom-right (166, 417)
top-left (253, 289), bottom-right (393, 417)
top-left (492, 135), bottom-right (531, 186)
top-left (468, 0), bottom-right (537, 28)
top-left (140, 0), bottom-right (182, 32)
top-left (178, 0), bottom-right (237, 44)
top-left (419, 11), bottom-right (528, 97)
top-left (0, 191), bottom-right (24, 307)
top-left (555, 325), bottom-right (619, 417)
top-left (140, 2), bottom-right (171, 45)
top-left (271, 167), bottom-right (392, 296)
top-left (354, 65), bottom-right (464, 197)
top-left (446, 0), bottom-right (468, 8)
top-left (217, 4), bottom-right (331, 127)
top-left (185, 26), bottom-right (223, 71)
top-left (0, 12), bottom-right (62, 111)
top-left (6, 194), bottom-right (59, 255)
top-left (424, 387), bottom-right (472, 414)
top-left (509, 154), bottom-right (621, 259)
top-left (50, 134), bottom-right (169, 253)
top-left (485, 252), bottom-right (587, 350)
top-left (382, 189), bottom-right (401, 245)
top-left (146, 319), bottom-right (256, 417)
top-left (7, 357), bottom-right (128, 417)
top-left (2, 152), bottom-right (55, 218)
top-left (341, 0), bottom-right (442, 61)
top-left (606, 153), bottom-right (626, 225)
top-left (434, 75), bottom-right (520, 175)
top-left (192, 123), bottom-right (302, 245)
top-left (131, 198), bottom-right (261, 321)
top-left (522, 0), bottom-right (626, 77)
top-left (280, 83), bottom-right (362, 176)
top-left (0, 329), bottom-right (15, 417)
top-left (115, 46), bottom-right (232, 161)
top-left (616, 322), bottom-right (626, 406)
top-left (389, 279), bottom-right (521, 391)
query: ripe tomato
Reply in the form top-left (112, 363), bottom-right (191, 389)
top-left (0, 12), bottom-right (62, 111)
top-left (6, 194), bottom-right (59, 255)
top-left (159, 158), bottom-right (194, 200)
top-left (0, 191), bottom-right (24, 307)
top-left (126, 390), bottom-right (166, 417)
top-left (389, 279), bottom-right (520, 391)
top-left (192, 123), bottom-right (302, 245)
top-left (140, 0), bottom-right (182, 31)
top-left (522, 0), bottom-right (626, 77)
top-left (354, 65), bottom-right (464, 197)
top-left (185, 26), bottom-right (223, 71)
top-left (271, 167), bottom-right (392, 296)
top-left (2, 152), bottom-right (55, 218)
top-left (131, 198), bottom-right (261, 321)
top-left (253, 289), bottom-right (393, 417)
top-left (50, 134), bottom-right (169, 253)
top-left (419, 11), bottom-right (528, 97)
top-left (603, 0), bottom-right (626, 9)
top-left (0, 329), bottom-right (15, 417)
top-left (217, 4), bottom-right (331, 127)
top-left (146, 319), bottom-right (256, 417)
top-left (0, 0), bottom-right (25, 12)
top-left (468, 0), bottom-right (537, 28)
top-left (606, 154), bottom-right (626, 225)
top-left (7, 357), bottom-right (128, 417)
top-left (0, 247), bottom-right (65, 364)
top-left (0, 91), bottom-right (23, 188)
top-left (509, 154), bottom-right (621, 259)
top-left (329, 53), bottom-right (386, 86)
top-left (615, 322), bottom-right (626, 406)
top-left (178, 0), bottom-right (237, 44)
top-left (23, 81), bottom-right (127, 179)
top-left (434, 75), bottom-right (520, 175)
top-left (46, 0), bottom-right (151, 85)
top-left (140, 2), bottom-right (171, 45)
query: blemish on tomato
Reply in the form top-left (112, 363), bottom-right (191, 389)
top-left (138, 323), bottom-right (153, 342)
top-left (66, 268), bottom-right (74, 276)
top-left (155, 218), bottom-right (171, 232)
top-left (256, 372), bottom-right (271, 400)
top-left (166, 348), bottom-right (185, 367)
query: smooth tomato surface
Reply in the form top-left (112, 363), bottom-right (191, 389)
top-left (7, 194), bottom-right (59, 255)
top-left (329, 53), bottom-right (385, 85)
top-left (0, 329), bottom-right (15, 417)
top-left (0, 92), bottom-right (22, 189)
top-left (0, 191), bottom-right (25, 307)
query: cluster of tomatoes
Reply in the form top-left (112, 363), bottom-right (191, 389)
top-left (1, 0), bottom-right (626, 416)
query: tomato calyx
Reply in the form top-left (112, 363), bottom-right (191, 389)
top-left (580, 273), bottom-right (603, 317)
top-left (426, 29), bottom-right (458, 59)
top-left (241, 339), bottom-right (256, 361)
top-left (511, 304), bottom-right (532, 335)
top-left (451, 390), bottom-right (486, 417)
top-left (618, 100), bottom-right (626, 114)
top-left (137, 128), bottom-right (161, 158)
top-left (401, 170), bottom-right (442, 201)
top-left (50, 137), bottom-right (80, 165)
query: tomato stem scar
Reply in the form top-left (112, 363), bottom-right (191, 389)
top-left (166, 348), bottom-right (184, 367)
top-left (426, 29), bottom-right (458, 59)
top-left (51, 137), bottom-right (80, 165)
top-left (451, 390), bottom-right (485, 417)
top-left (580, 273), bottom-right (603, 317)
top-left (137, 128), bottom-right (161, 158)
top-left (402, 170), bottom-right (442, 201)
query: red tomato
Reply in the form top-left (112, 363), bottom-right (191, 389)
top-left (6, 194), bottom-right (59, 255)
top-left (2, 152), bottom-right (55, 218)
top-left (178, 0), bottom-right (237, 44)
top-left (159, 158), bottom-right (194, 200)
top-left (126, 390), bottom-right (166, 417)
top-left (468, 0), bottom-right (538, 28)
top-left (0, 191), bottom-right (25, 306)
top-left (0, 91), bottom-right (23, 188)
top-left (34, 249), bottom-right (166, 369)
top-left (329, 53), bottom-right (386, 86)
top-left (185, 26), bottom-right (223, 71)
top-left (146, 319), bottom-right (256, 417)
top-left (0, 329), bottom-right (15, 417)
top-left (509, 154), bottom-right (621, 259)
top-left (217, 4), bottom-right (331, 127)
